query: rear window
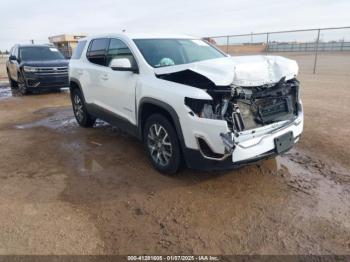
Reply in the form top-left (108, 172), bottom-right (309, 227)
top-left (89, 39), bottom-right (109, 52)
top-left (71, 41), bottom-right (87, 60)
top-left (86, 38), bottom-right (109, 66)
top-left (20, 46), bottom-right (65, 61)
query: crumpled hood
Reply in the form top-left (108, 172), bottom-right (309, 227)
top-left (154, 55), bottom-right (298, 86)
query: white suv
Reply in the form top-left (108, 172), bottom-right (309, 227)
top-left (69, 33), bottom-right (303, 174)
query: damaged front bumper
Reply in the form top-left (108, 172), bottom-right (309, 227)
top-left (182, 106), bottom-right (303, 171)
top-left (230, 114), bottom-right (303, 163)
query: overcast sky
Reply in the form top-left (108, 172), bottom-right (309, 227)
top-left (0, 0), bottom-right (350, 50)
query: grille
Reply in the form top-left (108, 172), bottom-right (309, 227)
top-left (35, 67), bottom-right (68, 75)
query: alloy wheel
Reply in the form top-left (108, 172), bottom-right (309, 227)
top-left (73, 94), bottom-right (84, 123)
top-left (147, 123), bottom-right (173, 167)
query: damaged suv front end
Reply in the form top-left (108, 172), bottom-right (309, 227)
top-left (156, 56), bottom-right (302, 170)
top-left (134, 37), bottom-right (303, 171)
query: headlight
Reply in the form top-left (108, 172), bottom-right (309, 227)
top-left (185, 97), bottom-right (212, 117)
top-left (23, 66), bottom-right (38, 72)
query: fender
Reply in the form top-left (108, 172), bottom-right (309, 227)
top-left (69, 77), bottom-right (86, 102)
top-left (138, 97), bottom-right (202, 168)
top-left (138, 97), bottom-right (186, 148)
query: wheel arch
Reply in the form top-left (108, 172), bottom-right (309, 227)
top-left (69, 78), bottom-right (86, 102)
top-left (138, 98), bottom-right (185, 148)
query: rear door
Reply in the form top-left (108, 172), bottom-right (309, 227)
top-left (84, 38), bottom-right (109, 105)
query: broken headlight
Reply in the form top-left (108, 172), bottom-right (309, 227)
top-left (185, 96), bottom-right (233, 120)
top-left (184, 97), bottom-right (213, 118)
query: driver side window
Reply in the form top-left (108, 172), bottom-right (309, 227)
top-left (106, 39), bottom-right (136, 67)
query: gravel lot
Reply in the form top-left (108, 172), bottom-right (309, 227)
top-left (0, 56), bottom-right (349, 254)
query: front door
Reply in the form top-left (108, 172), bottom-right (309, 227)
top-left (102, 38), bottom-right (139, 125)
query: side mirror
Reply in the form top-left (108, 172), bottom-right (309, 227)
top-left (109, 58), bottom-right (138, 73)
top-left (9, 55), bottom-right (17, 61)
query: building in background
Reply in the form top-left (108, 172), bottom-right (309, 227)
top-left (48, 34), bottom-right (86, 58)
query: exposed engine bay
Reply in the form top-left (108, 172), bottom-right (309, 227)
top-left (199, 77), bottom-right (300, 132)
top-left (158, 70), bottom-right (300, 133)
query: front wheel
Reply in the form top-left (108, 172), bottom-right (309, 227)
top-left (143, 114), bottom-right (182, 174)
top-left (7, 70), bottom-right (18, 89)
top-left (71, 89), bottom-right (96, 127)
top-left (17, 73), bottom-right (29, 95)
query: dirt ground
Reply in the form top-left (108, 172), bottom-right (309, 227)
top-left (0, 66), bottom-right (350, 254)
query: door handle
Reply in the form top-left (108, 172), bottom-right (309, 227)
top-left (101, 74), bottom-right (109, 81)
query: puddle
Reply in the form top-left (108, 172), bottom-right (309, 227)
top-left (15, 107), bottom-right (109, 132)
top-left (0, 81), bottom-right (69, 99)
top-left (0, 81), bottom-right (14, 98)
top-left (16, 107), bottom-right (77, 130)
top-left (277, 151), bottom-right (350, 229)
top-left (77, 155), bottom-right (105, 176)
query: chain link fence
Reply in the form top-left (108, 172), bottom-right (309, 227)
top-left (207, 26), bottom-right (350, 75)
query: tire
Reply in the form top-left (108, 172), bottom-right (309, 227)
top-left (143, 114), bottom-right (182, 174)
top-left (7, 69), bottom-right (18, 89)
top-left (71, 88), bottom-right (96, 127)
top-left (17, 72), bottom-right (29, 95)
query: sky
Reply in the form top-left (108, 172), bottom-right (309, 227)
top-left (0, 0), bottom-right (350, 51)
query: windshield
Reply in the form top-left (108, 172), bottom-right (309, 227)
top-left (133, 39), bottom-right (226, 68)
top-left (20, 46), bottom-right (65, 61)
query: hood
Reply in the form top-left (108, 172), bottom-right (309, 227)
top-left (21, 59), bottom-right (69, 68)
top-left (154, 55), bottom-right (298, 87)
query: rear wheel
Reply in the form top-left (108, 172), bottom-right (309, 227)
top-left (71, 89), bottom-right (96, 127)
top-left (143, 114), bottom-right (182, 174)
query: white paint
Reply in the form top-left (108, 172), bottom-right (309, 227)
top-left (69, 33), bottom-right (304, 163)
top-left (154, 55), bottom-right (298, 87)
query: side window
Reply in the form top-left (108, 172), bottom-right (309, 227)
top-left (71, 40), bottom-right (87, 60)
top-left (86, 38), bottom-right (109, 66)
top-left (13, 47), bottom-right (19, 59)
top-left (106, 39), bottom-right (136, 67)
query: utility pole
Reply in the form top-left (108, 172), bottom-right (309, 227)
top-left (313, 29), bottom-right (321, 74)
top-left (226, 36), bottom-right (229, 54)
top-left (266, 33), bottom-right (269, 55)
